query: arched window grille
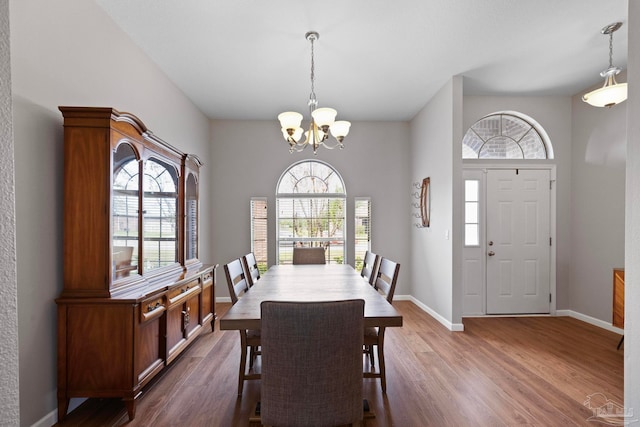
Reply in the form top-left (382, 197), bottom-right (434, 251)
top-left (462, 112), bottom-right (553, 159)
top-left (276, 160), bottom-right (346, 264)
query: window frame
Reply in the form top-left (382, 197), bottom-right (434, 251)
top-left (462, 111), bottom-right (554, 160)
top-left (275, 160), bottom-right (347, 265)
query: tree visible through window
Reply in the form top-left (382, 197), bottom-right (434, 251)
top-left (276, 160), bottom-right (346, 265)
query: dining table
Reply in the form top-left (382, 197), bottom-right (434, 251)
top-left (219, 264), bottom-right (403, 331)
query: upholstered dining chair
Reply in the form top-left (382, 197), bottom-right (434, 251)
top-left (364, 257), bottom-right (400, 393)
top-left (224, 258), bottom-right (260, 396)
top-left (360, 250), bottom-right (380, 286)
top-left (292, 246), bottom-right (326, 265)
top-left (257, 299), bottom-right (366, 427)
top-left (242, 252), bottom-right (261, 288)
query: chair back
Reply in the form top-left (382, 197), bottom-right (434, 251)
top-left (360, 250), bottom-right (380, 285)
top-left (224, 258), bottom-right (249, 305)
top-left (292, 247), bottom-right (326, 265)
top-left (374, 258), bottom-right (400, 303)
top-left (242, 252), bottom-right (261, 287)
top-left (260, 299), bottom-right (364, 426)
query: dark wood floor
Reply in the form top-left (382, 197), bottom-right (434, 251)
top-left (56, 301), bottom-right (623, 427)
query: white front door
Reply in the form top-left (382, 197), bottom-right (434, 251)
top-left (486, 169), bottom-right (551, 314)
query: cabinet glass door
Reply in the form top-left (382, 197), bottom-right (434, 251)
top-left (112, 143), bottom-right (140, 279)
top-left (186, 173), bottom-right (198, 261)
top-left (142, 157), bottom-right (179, 271)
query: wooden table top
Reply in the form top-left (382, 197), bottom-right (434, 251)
top-left (219, 264), bottom-right (403, 331)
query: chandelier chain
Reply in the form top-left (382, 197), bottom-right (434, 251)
top-left (309, 35), bottom-right (317, 110)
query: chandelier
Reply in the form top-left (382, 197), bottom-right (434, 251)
top-left (278, 31), bottom-right (351, 154)
top-left (582, 22), bottom-right (628, 108)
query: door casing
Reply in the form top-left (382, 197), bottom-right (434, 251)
top-left (461, 164), bottom-right (557, 316)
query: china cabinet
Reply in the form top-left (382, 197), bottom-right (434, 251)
top-left (56, 107), bottom-right (216, 421)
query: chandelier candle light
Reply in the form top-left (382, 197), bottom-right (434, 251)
top-left (582, 22), bottom-right (628, 108)
top-left (278, 31), bottom-right (351, 154)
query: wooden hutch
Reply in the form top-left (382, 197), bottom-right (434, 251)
top-left (56, 107), bottom-right (217, 421)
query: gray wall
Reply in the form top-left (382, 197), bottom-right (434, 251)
top-left (626, 0), bottom-right (640, 415)
top-left (10, 0), bottom-right (211, 425)
top-left (570, 89), bottom-right (626, 322)
top-left (408, 78), bottom-right (459, 326)
top-left (0, 0), bottom-right (20, 425)
top-left (210, 119), bottom-right (411, 298)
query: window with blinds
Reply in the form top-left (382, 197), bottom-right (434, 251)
top-left (276, 160), bottom-right (346, 265)
top-left (354, 197), bottom-right (371, 271)
top-left (250, 197), bottom-right (268, 273)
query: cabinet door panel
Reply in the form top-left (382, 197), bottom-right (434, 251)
top-left (142, 158), bottom-right (179, 272)
top-left (166, 305), bottom-right (185, 357)
top-left (66, 304), bottom-right (133, 391)
top-left (112, 143), bottom-right (140, 284)
top-left (136, 315), bottom-right (164, 383)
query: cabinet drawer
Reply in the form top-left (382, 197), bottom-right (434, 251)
top-left (140, 295), bottom-right (166, 323)
top-left (202, 269), bottom-right (214, 286)
top-left (167, 279), bottom-right (201, 305)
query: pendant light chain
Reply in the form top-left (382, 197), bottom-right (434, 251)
top-left (608, 29), bottom-right (614, 69)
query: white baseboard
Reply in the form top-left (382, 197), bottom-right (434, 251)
top-left (32, 398), bottom-right (86, 427)
top-left (31, 410), bottom-right (56, 427)
top-left (395, 294), bottom-right (465, 332)
top-left (556, 309), bottom-right (623, 335)
top-left (217, 297), bottom-right (232, 303)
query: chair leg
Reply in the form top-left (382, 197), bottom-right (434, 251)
top-left (249, 345), bottom-right (255, 369)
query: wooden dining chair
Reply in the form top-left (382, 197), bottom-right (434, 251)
top-left (257, 300), bottom-right (366, 426)
top-left (224, 258), bottom-right (260, 396)
top-left (292, 246), bottom-right (326, 264)
top-left (242, 252), bottom-right (261, 288)
top-left (360, 250), bottom-right (380, 286)
top-left (364, 257), bottom-right (400, 393)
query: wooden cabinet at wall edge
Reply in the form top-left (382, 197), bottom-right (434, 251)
top-left (56, 106), bottom-right (217, 422)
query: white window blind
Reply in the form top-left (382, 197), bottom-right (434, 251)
top-left (250, 197), bottom-right (268, 273)
top-left (354, 197), bottom-right (371, 271)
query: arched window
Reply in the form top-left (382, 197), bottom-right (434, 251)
top-left (276, 160), bottom-right (346, 264)
top-left (462, 111), bottom-right (553, 159)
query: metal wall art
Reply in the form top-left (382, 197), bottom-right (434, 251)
top-left (412, 177), bottom-right (430, 228)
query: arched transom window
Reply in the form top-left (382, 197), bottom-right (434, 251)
top-left (462, 112), bottom-right (553, 159)
top-left (276, 160), bottom-right (346, 264)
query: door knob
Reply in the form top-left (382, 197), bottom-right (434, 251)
top-left (488, 251), bottom-right (495, 256)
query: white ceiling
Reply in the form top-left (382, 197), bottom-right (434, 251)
top-left (94, 0), bottom-right (628, 122)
